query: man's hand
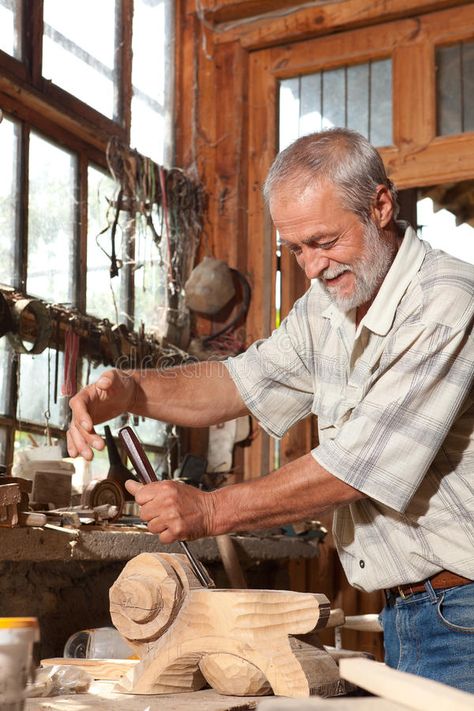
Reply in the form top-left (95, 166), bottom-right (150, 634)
top-left (67, 370), bottom-right (137, 460)
top-left (125, 479), bottom-right (217, 543)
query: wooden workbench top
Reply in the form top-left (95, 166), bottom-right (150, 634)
top-left (26, 681), bottom-right (263, 710)
top-left (25, 682), bottom-right (407, 710)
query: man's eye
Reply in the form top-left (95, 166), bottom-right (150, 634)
top-left (319, 239), bottom-right (337, 250)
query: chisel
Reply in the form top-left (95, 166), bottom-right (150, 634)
top-left (118, 425), bottom-right (214, 588)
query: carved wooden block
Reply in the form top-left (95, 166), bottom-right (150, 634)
top-left (110, 552), bottom-right (342, 698)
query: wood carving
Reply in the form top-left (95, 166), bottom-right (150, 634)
top-left (110, 552), bottom-right (345, 698)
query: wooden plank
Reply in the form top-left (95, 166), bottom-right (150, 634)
top-left (211, 40), bottom-right (249, 270)
top-left (174, 2), bottom-right (199, 170)
top-left (261, 16), bottom-right (419, 80)
top-left (118, 0), bottom-right (133, 140)
top-left (380, 135), bottom-right (474, 187)
top-left (339, 658), bottom-right (474, 710)
top-left (212, 0), bottom-right (473, 48)
top-left (0, 74), bottom-right (126, 156)
top-left (393, 42), bottom-right (435, 149)
top-left (196, 0), bottom-right (304, 23)
top-left (243, 49), bottom-right (278, 478)
top-left (24, 0), bottom-right (44, 86)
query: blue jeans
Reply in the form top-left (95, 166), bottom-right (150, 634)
top-left (380, 581), bottom-right (474, 693)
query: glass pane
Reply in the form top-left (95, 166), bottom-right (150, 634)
top-left (322, 67), bottom-right (345, 129)
top-left (0, 0), bottom-right (21, 58)
top-left (369, 59), bottom-right (392, 147)
top-left (300, 73), bottom-right (322, 137)
top-left (87, 165), bottom-right (128, 323)
top-left (131, 0), bottom-right (174, 164)
top-left (462, 42), bottom-right (474, 133)
top-left (0, 114), bottom-right (19, 287)
top-left (280, 59), bottom-right (392, 148)
top-left (43, 0), bottom-right (119, 119)
top-left (17, 349), bottom-right (67, 428)
top-left (134, 214), bottom-right (169, 334)
top-left (0, 338), bottom-right (13, 416)
top-left (28, 133), bottom-right (76, 303)
top-left (347, 63), bottom-right (369, 138)
top-left (279, 78), bottom-right (300, 151)
top-left (436, 44), bottom-right (462, 136)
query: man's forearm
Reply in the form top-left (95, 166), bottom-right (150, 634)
top-left (210, 452), bottom-right (365, 535)
top-left (129, 360), bottom-right (249, 427)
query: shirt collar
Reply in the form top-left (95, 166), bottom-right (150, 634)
top-left (321, 224), bottom-right (427, 335)
top-left (360, 224), bottom-right (427, 336)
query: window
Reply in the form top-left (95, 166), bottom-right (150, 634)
top-left (0, 0), bottom-right (176, 473)
top-left (436, 41), bottom-right (474, 136)
top-left (280, 59), bottom-right (392, 150)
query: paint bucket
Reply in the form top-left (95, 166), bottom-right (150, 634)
top-left (0, 617), bottom-right (39, 711)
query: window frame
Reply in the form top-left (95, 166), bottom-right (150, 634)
top-left (0, 0), bottom-right (174, 468)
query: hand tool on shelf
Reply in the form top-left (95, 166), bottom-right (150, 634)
top-left (118, 425), bottom-right (214, 588)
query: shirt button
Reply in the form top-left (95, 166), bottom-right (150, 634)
top-left (359, 560), bottom-right (365, 568)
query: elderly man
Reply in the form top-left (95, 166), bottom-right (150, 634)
top-left (68, 129), bottom-right (474, 691)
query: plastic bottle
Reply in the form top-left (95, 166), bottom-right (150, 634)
top-left (0, 617), bottom-right (39, 711)
top-left (63, 627), bottom-right (135, 659)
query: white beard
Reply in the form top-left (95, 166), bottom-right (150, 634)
top-left (320, 221), bottom-right (396, 312)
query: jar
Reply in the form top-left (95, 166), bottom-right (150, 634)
top-left (0, 618), bottom-right (39, 711)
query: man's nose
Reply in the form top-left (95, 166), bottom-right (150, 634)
top-left (302, 250), bottom-right (330, 280)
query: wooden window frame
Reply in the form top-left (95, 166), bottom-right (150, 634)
top-left (0, 0), bottom-right (171, 467)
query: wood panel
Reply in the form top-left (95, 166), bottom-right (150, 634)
top-left (243, 50), bottom-right (278, 478)
top-left (212, 0), bottom-right (473, 47)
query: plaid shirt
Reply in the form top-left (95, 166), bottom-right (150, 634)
top-left (226, 226), bottom-right (474, 591)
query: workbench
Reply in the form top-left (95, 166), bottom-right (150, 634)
top-left (0, 526), bottom-right (319, 660)
top-left (24, 681), bottom-right (406, 710)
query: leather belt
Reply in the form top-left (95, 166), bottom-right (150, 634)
top-left (387, 570), bottom-right (472, 599)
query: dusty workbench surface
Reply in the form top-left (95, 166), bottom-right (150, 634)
top-left (26, 681), bottom-right (263, 710)
top-left (0, 526), bottom-right (319, 562)
top-left (25, 683), bottom-right (407, 710)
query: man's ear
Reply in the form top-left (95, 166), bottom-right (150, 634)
top-left (372, 185), bottom-right (394, 228)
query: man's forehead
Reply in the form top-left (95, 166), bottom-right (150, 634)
top-left (269, 176), bottom-right (338, 209)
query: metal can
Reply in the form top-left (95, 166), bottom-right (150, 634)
top-left (0, 618), bottom-right (39, 711)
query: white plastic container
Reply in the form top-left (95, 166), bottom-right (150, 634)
top-left (0, 617), bottom-right (39, 711)
top-left (64, 627), bottom-right (135, 660)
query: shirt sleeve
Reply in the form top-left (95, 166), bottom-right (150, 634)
top-left (313, 312), bottom-right (474, 513)
top-left (224, 292), bottom-right (316, 439)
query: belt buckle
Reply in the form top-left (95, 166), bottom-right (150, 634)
top-left (397, 585), bottom-right (411, 599)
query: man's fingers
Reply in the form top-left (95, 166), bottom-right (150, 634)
top-left (95, 374), bottom-right (115, 395)
top-left (125, 479), bottom-right (144, 496)
top-left (66, 430), bottom-right (78, 458)
top-left (67, 421), bottom-right (103, 460)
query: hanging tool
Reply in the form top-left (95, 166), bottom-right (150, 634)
top-left (118, 425), bottom-right (214, 588)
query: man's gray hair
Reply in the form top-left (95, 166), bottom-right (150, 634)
top-left (263, 128), bottom-right (399, 223)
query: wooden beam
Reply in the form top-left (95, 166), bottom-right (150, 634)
top-left (0, 73), bottom-right (125, 157)
top-left (211, 0), bottom-right (473, 48)
top-left (380, 135), bottom-right (474, 188)
top-left (339, 658), bottom-right (474, 710)
top-left (193, 0), bottom-right (307, 24)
